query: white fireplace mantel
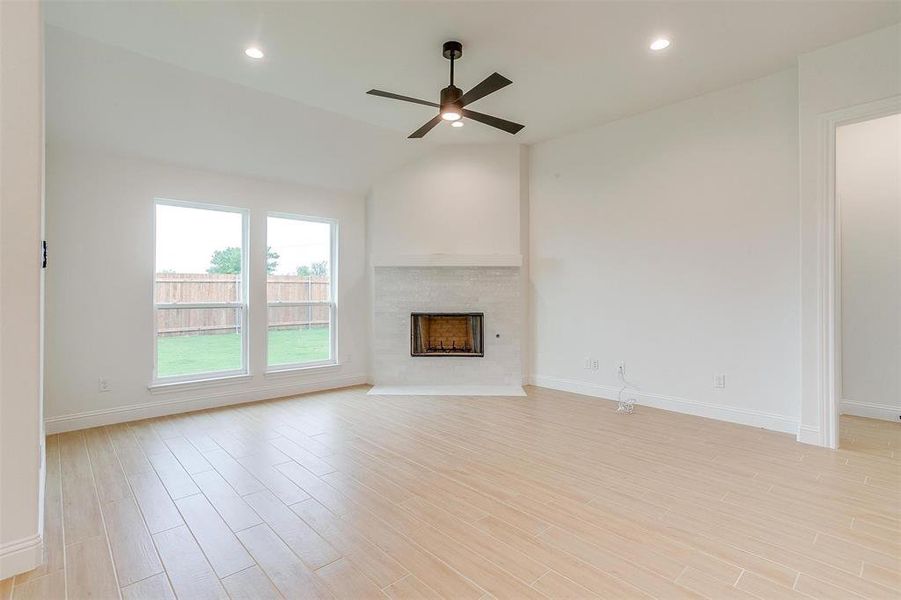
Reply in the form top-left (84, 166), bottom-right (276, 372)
top-left (370, 254), bottom-right (522, 268)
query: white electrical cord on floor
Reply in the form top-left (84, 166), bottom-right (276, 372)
top-left (616, 365), bottom-right (638, 414)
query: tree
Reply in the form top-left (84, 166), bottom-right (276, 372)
top-left (208, 247), bottom-right (280, 274)
top-left (208, 247), bottom-right (241, 274)
top-left (310, 260), bottom-right (328, 276)
top-left (296, 261), bottom-right (328, 277)
top-left (267, 248), bottom-right (280, 274)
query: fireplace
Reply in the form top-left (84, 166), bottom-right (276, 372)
top-left (411, 313), bottom-right (484, 357)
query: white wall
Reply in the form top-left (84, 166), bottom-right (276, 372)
top-left (0, 0), bottom-right (45, 578)
top-left (797, 24), bottom-right (901, 445)
top-left (44, 145), bottom-right (369, 431)
top-left (839, 114), bottom-right (901, 421)
top-left (367, 144), bottom-right (526, 261)
top-left (529, 69), bottom-right (800, 433)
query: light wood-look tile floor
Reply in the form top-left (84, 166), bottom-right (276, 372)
top-left (2, 385), bottom-right (899, 599)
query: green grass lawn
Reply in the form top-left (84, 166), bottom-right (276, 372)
top-left (157, 327), bottom-right (330, 377)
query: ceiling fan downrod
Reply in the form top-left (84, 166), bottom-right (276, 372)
top-left (443, 40), bottom-right (462, 85)
top-left (441, 41), bottom-right (463, 116)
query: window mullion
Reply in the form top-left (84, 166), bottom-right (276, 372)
top-left (265, 301), bottom-right (331, 307)
top-left (156, 302), bottom-right (244, 310)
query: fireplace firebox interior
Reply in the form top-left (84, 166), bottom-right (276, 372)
top-left (411, 313), bottom-right (484, 357)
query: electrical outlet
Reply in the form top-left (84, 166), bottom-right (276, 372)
top-left (583, 357), bottom-right (591, 369)
top-left (591, 359), bottom-right (600, 371)
top-left (713, 374), bottom-right (726, 389)
top-left (98, 377), bottom-right (111, 392)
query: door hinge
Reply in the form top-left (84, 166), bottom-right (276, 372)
top-left (42, 240), bottom-right (47, 269)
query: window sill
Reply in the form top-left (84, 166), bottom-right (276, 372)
top-left (148, 373), bottom-right (252, 394)
top-left (265, 362), bottom-right (341, 378)
top-left (147, 363), bottom-right (342, 393)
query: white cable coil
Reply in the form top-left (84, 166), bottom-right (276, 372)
top-left (617, 365), bottom-right (637, 414)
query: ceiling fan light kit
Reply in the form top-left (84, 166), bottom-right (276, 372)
top-left (367, 40), bottom-right (524, 138)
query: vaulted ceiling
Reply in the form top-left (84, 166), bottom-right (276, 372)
top-left (44, 1), bottom-right (900, 191)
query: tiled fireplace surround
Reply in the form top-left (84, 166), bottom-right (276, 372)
top-left (371, 266), bottom-right (523, 392)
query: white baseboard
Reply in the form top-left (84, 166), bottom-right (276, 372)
top-left (0, 534), bottom-right (42, 580)
top-left (45, 374), bottom-right (368, 433)
top-left (796, 424), bottom-right (822, 446)
top-left (368, 385), bottom-right (526, 396)
top-left (529, 374), bottom-right (798, 434)
top-left (841, 399), bottom-right (901, 422)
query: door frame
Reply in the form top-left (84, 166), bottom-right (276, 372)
top-left (816, 95), bottom-right (901, 449)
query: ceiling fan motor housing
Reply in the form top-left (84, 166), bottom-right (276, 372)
top-left (440, 85), bottom-right (463, 108)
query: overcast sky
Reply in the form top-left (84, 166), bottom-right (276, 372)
top-left (155, 204), bottom-right (330, 275)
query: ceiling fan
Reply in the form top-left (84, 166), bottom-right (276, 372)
top-left (367, 41), bottom-right (525, 139)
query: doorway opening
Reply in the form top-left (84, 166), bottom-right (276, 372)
top-left (834, 112), bottom-right (900, 455)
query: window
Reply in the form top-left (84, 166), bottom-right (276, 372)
top-left (266, 214), bottom-right (336, 369)
top-left (154, 200), bottom-right (248, 382)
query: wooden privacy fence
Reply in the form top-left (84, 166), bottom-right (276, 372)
top-left (156, 273), bottom-right (330, 336)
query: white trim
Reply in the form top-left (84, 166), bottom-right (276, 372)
top-left (530, 375), bottom-right (798, 434)
top-left (148, 373), bottom-right (252, 393)
top-left (368, 385), bottom-right (527, 397)
top-left (841, 399), bottom-right (901, 422)
top-left (813, 95), bottom-right (901, 448)
top-left (46, 375), bottom-right (367, 434)
top-left (155, 196), bottom-right (249, 215)
top-left (0, 534), bottom-right (42, 580)
top-left (266, 301), bottom-right (332, 307)
top-left (156, 302), bottom-right (243, 310)
top-left (371, 254), bottom-right (523, 267)
top-left (267, 211), bottom-right (337, 227)
top-left (797, 424), bottom-right (821, 446)
top-left (265, 361), bottom-right (340, 377)
top-left (153, 363), bottom-right (249, 387)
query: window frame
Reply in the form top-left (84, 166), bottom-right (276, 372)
top-left (265, 211), bottom-right (338, 372)
top-left (152, 198), bottom-right (250, 385)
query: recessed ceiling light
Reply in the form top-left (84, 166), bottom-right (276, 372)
top-left (649, 38), bottom-right (671, 51)
top-left (451, 121), bottom-right (464, 128)
top-left (244, 47), bottom-right (264, 59)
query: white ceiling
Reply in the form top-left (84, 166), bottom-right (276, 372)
top-left (44, 1), bottom-right (900, 189)
top-left (45, 27), bottom-right (428, 193)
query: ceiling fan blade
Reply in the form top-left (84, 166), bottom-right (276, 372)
top-left (461, 109), bottom-right (524, 135)
top-left (458, 72), bottom-right (512, 107)
top-left (367, 89), bottom-right (438, 108)
top-left (408, 115), bottom-right (443, 138)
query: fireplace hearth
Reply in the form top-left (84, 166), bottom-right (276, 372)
top-left (411, 312), bottom-right (484, 357)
